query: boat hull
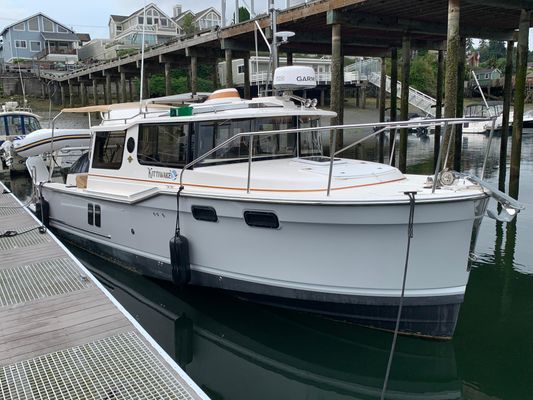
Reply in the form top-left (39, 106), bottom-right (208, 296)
top-left (42, 187), bottom-right (488, 338)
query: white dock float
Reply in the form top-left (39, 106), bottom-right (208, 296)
top-left (0, 181), bottom-right (209, 400)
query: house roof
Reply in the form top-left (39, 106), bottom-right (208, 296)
top-left (193, 7), bottom-right (220, 22)
top-left (1, 12), bottom-right (75, 37)
top-left (474, 68), bottom-right (501, 74)
top-left (173, 10), bottom-right (195, 24)
top-left (41, 32), bottom-right (80, 41)
top-left (77, 33), bottom-right (91, 42)
top-left (110, 15), bottom-right (127, 22)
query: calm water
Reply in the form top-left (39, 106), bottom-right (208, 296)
top-left (5, 126), bottom-right (533, 400)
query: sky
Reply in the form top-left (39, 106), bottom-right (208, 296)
top-left (1, 0), bottom-right (533, 48)
top-left (0, 0), bottom-right (284, 38)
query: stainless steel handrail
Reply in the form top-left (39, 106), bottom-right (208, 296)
top-left (178, 117), bottom-right (496, 195)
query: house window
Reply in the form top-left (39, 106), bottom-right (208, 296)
top-left (28, 17), bottom-right (39, 31)
top-left (13, 22), bottom-right (25, 31)
top-left (30, 41), bottom-right (41, 52)
top-left (57, 26), bottom-right (68, 33)
top-left (116, 25), bottom-right (122, 31)
top-left (138, 16), bottom-right (144, 24)
top-left (15, 40), bottom-right (27, 49)
top-left (43, 17), bottom-right (54, 32)
top-left (238, 64), bottom-right (244, 74)
top-left (160, 18), bottom-right (168, 27)
top-left (147, 17), bottom-right (153, 25)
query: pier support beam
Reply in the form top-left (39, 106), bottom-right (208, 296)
top-left (434, 49), bottom-right (444, 168)
top-left (286, 51), bottom-right (293, 66)
top-left (114, 81), bottom-right (120, 103)
top-left (105, 74), bottom-right (111, 104)
top-left (390, 48), bottom-right (398, 165)
top-left (68, 81), bottom-right (74, 108)
top-left (509, 9), bottom-right (531, 199)
top-left (243, 54), bottom-right (251, 99)
top-left (454, 37), bottom-right (466, 171)
top-left (165, 63), bottom-right (172, 96)
top-left (128, 79), bottom-right (134, 102)
top-left (190, 56), bottom-right (198, 95)
top-left (499, 40), bottom-right (515, 192)
top-left (225, 49), bottom-right (233, 88)
top-left (378, 56), bottom-right (387, 163)
top-left (120, 72), bottom-right (127, 103)
top-left (60, 85), bottom-right (65, 107)
top-left (80, 82), bottom-right (87, 107)
top-left (443, 0), bottom-right (461, 168)
top-left (399, 36), bottom-right (411, 173)
top-left (92, 80), bottom-right (98, 105)
top-left (330, 22), bottom-right (343, 151)
top-left (142, 73), bottom-right (150, 100)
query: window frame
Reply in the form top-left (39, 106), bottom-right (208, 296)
top-left (13, 22), bottom-right (25, 31)
top-left (137, 123), bottom-right (190, 168)
top-left (14, 40), bottom-right (27, 49)
top-left (42, 17), bottom-right (54, 32)
top-left (29, 41), bottom-right (42, 52)
top-left (28, 17), bottom-right (39, 32)
top-left (91, 130), bottom-right (127, 170)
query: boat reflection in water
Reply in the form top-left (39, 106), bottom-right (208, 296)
top-left (71, 247), bottom-right (462, 400)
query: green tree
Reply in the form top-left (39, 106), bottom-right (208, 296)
top-left (239, 6), bottom-right (250, 22)
top-left (409, 52), bottom-right (437, 98)
top-left (182, 14), bottom-right (195, 35)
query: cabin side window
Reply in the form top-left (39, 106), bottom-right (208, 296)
top-left (92, 131), bottom-right (127, 169)
top-left (197, 119), bottom-right (252, 164)
top-left (297, 117), bottom-right (322, 157)
top-left (137, 123), bottom-right (188, 167)
top-left (254, 117), bottom-right (297, 158)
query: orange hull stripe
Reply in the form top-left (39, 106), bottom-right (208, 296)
top-left (88, 173), bottom-right (406, 193)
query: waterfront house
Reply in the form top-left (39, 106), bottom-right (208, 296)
top-left (108, 4), bottom-right (178, 49)
top-left (470, 67), bottom-right (504, 95)
top-left (0, 13), bottom-right (88, 65)
top-left (173, 5), bottom-right (221, 36)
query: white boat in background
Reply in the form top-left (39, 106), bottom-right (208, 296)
top-left (0, 102), bottom-right (42, 172)
top-left (463, 102), bottom-right (506, 134)
top-left (24, 67), bottom-right (523, 339)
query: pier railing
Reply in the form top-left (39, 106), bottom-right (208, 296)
top-left (179, 117), bottom-right (496, 196)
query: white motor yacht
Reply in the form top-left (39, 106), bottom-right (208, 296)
top-left (24, 67), bottom-right (523, 339)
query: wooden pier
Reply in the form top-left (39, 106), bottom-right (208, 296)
top-left (0, 181), bottom-right (208, 399)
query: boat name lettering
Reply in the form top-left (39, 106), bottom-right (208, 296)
top-left (148, 168), bottom-right (178, 181)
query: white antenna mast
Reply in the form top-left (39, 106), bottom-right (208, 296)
top-left (139, 1), bottom-right (147, 112)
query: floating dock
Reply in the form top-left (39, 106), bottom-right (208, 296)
top-left (0, 181), bottom-right (208, 399)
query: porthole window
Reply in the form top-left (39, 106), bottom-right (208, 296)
top-left (127, 137), bottom-right (135, 153)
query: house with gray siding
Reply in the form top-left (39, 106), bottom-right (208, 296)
top-left (0, 13), bottom-right (89, 65)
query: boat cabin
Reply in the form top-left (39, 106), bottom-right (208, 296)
top-left (0, 111), bottom-right (41, 138)
top-left (88, 93), bottom-right (331, 179)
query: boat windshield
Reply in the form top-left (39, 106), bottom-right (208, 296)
top-left (0, 114), bottom-right (41, 136)
top-left (464, 104), bottom-right (503, 118)
top-left (196, 116), bottom-right (322, 165)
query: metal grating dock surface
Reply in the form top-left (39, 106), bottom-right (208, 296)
top-left (0, 229), bottom-right (51, 251)
top-left (0, 182), bottom-right (206, 399)
top-left (0, 258), bottom-right (92, 307)
top-left (0, 331), bottom-right (194, 400)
